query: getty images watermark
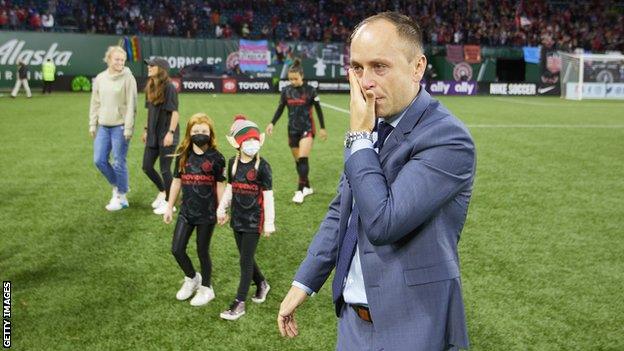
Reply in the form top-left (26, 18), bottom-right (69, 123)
top-left (3, 281), bottom-right (10, 349)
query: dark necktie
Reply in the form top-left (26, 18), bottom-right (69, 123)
top-left (373, 120), bottom-right (394, 150)
top-left (332, 205), bottom-right (359, 302)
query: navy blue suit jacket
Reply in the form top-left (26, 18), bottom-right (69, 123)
top-left (294, 90), bottom-right (475, 350)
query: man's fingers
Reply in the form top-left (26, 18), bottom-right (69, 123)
top-left (277, 315), bottom-right (287, 337)
top-left (365, 90), bottom-right (375, 104)
top-left (291, 316), bottom-right (299, 334)
top-left (284, 318), bottom-right (298, 337)
top-left (278, 314), bottom-right (298, 338)
top-left (365, 89), bottom-right (376, 105)
top-left (348, 68), bottom-right (358, 97)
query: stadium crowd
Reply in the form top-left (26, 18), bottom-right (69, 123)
top-left (1, 0), bottom-right (622, 51)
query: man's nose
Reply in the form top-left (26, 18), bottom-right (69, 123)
top-left (361, 69), bottom-right (376, 90)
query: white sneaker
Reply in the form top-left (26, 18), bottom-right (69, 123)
top-left (153, 202), bottom-right (175, 215)
top-left (176, 273), bottom-right (201, 301)
top-left (292, 191), bottom-right (304, 204)
top-left (302, 187), bottom-right (314, 197)
top-left (118, 193), bottom-right (129, 206)
top-left (108, 187), bottom-right (119, 206)
top-left (105, 194), bottom-right (129, 211)
top-left (151, 192), bottom-right (166, 209)
top-left (190, 286), bottom-right (215, 306)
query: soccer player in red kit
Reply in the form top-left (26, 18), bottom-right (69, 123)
top-left (265, 58), bottom-right (327, 204)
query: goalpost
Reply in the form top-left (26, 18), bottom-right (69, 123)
top-left (559, 52), bottom-right (624, 100)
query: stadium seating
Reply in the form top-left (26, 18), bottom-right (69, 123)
top-left (0, 0), bottom-right (622, 51)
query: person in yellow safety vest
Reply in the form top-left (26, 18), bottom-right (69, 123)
top-left (42, 58), bottom-right (56, 94)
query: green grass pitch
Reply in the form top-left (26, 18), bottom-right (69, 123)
top-left (1, 92), bottom-right (623, 350)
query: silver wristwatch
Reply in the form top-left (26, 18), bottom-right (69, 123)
top-left (344, 131), bottom-right (373, 148)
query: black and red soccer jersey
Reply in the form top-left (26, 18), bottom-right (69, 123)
top-left (173, 149), bottom-right (226, 225)
top-left (271, 84), bottom-right (325, 133)
top-left (227, 156), bottom-right (272, 234)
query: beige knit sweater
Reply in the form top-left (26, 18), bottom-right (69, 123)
top-left (89, 67), bottom-right (138, 137)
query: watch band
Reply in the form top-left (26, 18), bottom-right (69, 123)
top-left (344, 131), bottom-right (372, 148)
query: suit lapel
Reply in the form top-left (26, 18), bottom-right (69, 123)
top-left (379, 90), bottom-right (432, 164)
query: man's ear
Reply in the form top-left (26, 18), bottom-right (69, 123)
top-left (226, 135), bottom-right (239, 149)
top-left (413, 54), bottom-right (427, 84)
top-left (259, 133), bottom-right (266, 146)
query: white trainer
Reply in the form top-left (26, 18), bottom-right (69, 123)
top-left (118, 193), bottom-right (129, 206)
top-left (108, 187), bottom-right (119, 206)
top-left (151, 192), bottom-right (166, 209)
top-left (154, 202), bottom-right (175, 215)
top-left (190, 286), bottom-right (215, 306)
top-left (302, 187), bottom-right (314, 197)
top-left (105, 194), bottom-right (129, 211)
top-left (292, 191), bottom-right (304, 204)
top-left (176, 273), bottom-right (201, 301)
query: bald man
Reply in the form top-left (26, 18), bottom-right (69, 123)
top-left (277, 12), bottom-right (476, 351)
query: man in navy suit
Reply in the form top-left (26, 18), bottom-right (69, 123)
top-left (278, 12), bottom-right (476, 351)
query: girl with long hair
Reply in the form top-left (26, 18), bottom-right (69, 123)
top-left (265, 58), bottom-right (326, 204)
top-left (163, 113), bottom-right (226, 306)
top-left (142, 58), bottom-right (180, 214)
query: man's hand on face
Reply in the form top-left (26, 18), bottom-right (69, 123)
top-left (348, 68), bottom-right (376, 132)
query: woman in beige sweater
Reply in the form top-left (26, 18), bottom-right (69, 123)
top-left (89, 46), bottom-right (138, 211)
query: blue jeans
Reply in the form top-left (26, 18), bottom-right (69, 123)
top-left (94, 125), bottom-right (129, 194)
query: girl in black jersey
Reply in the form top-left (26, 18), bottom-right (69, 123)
top-left (265, 59), bottom-right (326, 204)
top-left (217, 115), bottom-right (275, 320)
top-left (162, 113), bottom-right (226, 307)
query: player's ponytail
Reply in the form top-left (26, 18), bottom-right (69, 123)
top-left (288, 58), bottom-right (304, 76)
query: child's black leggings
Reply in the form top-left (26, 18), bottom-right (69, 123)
top-left (143, 145), bottom-right (175, 200)
top-left (234, 230), bottom-right (265, 301)
top-left (171, 216), bottom-right (215, 287)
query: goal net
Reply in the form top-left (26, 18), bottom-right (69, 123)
top-left (559, 52), bottom-right (624, 100)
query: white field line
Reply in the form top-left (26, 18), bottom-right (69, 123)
top-left (321, 102), bottom-right (624, 129)
top-left (492, 97), bottom-right (624, 107)
top-left (321, 102), bottom-right (350, 114)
